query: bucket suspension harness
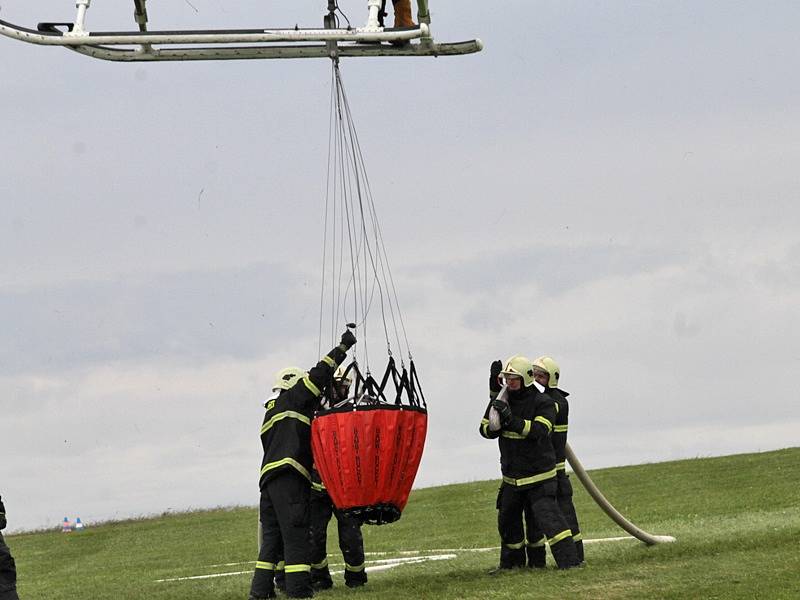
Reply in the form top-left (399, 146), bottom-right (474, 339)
top-left (317, 59), bottom-right (424, 410)
top-left (310, 56), bottom-right (428, 525)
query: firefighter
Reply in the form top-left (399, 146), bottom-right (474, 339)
top-left (309, 366), bottom-right (367, 590)
top-left (308, 470), bottom-right (367, 590)
top-left (479, 356), bottom-right (578, 571)
top-left (0, 496), bottom-right (20, 600)
top-left (249, 329), bottom-right (357, 600)
top-left (529, 356), bottom-right (584, 564)
top-left (392, 0), bottom-right (416, 28)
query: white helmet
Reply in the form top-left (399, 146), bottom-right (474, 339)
top-left (272, 366), bottom-right (306, 391)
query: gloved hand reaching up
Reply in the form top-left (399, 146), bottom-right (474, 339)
top-left (340, 329), bottom-right (357, 349)
top-left (489, 360), bottom-right (503, 395)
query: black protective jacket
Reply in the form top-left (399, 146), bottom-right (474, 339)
top-left (549, 387), bottom-right (570, 473)
top-left (479, 384), bottom-right (558, 488)
top-left (0, 495), bottom-right (18, 597)
top-left (258, 344), bottom-right (347, 488)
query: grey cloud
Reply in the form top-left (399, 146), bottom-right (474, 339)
top-left (0, 262), bottom-right (308, 375)
top-left (754, 242), bottom-right (800, 291)
top-left (3, 0), bottom-right (800, 532)
top-left (434, 242), bottom-right (692, 297)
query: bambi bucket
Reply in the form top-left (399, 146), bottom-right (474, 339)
top-left (311, 405), bottom-right (427, 524)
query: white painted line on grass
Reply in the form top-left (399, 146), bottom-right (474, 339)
top-left (156, 570), bottom-right (252, 582)
top-left (158, 554), bottom-right (457, 583)
top-left (159, 535), bottom-right (637, 583)
top-left (205, 561), bottom-right (252, 568)
top-left (364, 536), bottom-right (637, 556)
top-left (331, 554), bottom-right (457, 576)
top-left (583, 536), bottom-right (637, 544)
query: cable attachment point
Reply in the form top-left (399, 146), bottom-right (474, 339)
top-left (324, 0), bottom-right (340, 63)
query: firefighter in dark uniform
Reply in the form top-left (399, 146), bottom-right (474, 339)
top-left (249, 329), bottom-right (356, 600)
top-left (0, 496), bottom-right (20, 600)
top-left (309, 367), bottom-right (367, 590)
top-left (529, 356), bottom-right (584, 564)
top-left (479, 356), bottom-right (578, 571)
top-left (309, 472), bottom-right (367, 590)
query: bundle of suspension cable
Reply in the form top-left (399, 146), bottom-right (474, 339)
top-left (317, 61), bottom-right (424, 410)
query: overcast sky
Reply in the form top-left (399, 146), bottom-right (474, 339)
top-left (2, 1), bottom-right (799, 532)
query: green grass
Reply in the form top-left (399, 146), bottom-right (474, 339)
top-left (7, 448), bottom-right (800, 599)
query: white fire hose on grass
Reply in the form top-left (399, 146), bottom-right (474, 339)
top-left (565, 443), bottom-right (675, 545)
top-left (489, 386), bottom-right (675, 545)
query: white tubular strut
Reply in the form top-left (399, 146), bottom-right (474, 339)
top-left (70, 0), bottom-right (91, 35)
top-left (565, 443), bottom-right (676, 545)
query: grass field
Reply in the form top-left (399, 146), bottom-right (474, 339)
top-left (7, 448), bottom-right (800, 599)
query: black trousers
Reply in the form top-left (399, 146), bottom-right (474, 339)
top-left (500, 481), bottom-right (578, 569)
top-left (250, 470), bottom-right (312, 599)
top-left (524, 474), bottom-right (584, 566)
top-left (556, 473), bottom-right (584, 563)
top-left (0, 534), bottom-right (18, 600)
top-left (309, 491), bottom-right (366, 587)
top-left (496, 485), bottom-right (527, 568)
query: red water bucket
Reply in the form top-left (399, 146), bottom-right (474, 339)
top-left (311, 404), bottom-right (427, 524)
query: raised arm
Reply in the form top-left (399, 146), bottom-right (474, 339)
top-left (301, 329), bottom-right (357, 404)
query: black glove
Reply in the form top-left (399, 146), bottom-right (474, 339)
top-left (491, 399), bottom-right (512, 427)
top-left (340, 329), bottom-right (357, 349)
top-left (489, 360), bottom-right (502, 394)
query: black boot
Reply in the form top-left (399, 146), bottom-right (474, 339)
top-left (526, 545), bottom-right (546, 568)
top-left (550, 538), bottom-right (579, 569)
top-left (345, 568), bottom-right (367, 588)
top-left (311, 566), bottom-right (333, 591)
top-left (575, 539), bottom-right (585, 564)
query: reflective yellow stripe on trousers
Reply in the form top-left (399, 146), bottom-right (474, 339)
top-left (285, 564), bottom-right (311, 574)
top-left (549, 529), bottom-right (572, 545)
top-left (527, 536), bottom-right (547, 548)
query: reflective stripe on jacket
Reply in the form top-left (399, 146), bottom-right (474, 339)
top-left (258, 345), bottom-right (347, 487)
top-left (549, 387), bottom-right (570, 469)
top-left (479, 385), bottom-right (559, 487)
